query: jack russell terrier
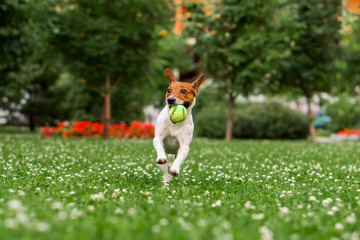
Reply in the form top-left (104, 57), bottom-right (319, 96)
top-left (153, 68), bottom-right (204, 183)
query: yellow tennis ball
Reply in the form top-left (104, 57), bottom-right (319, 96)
top-left (169, 105), bottom-right (187, 123)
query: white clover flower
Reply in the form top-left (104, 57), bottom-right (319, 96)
top-left (197, 219), bottom-right (208, 227)
top-left (259, 226), bottom-right (273, 240)
top-left (252, 213), bottom-right (265, 220)
top-left (322, 198), bottom-right (333, 207)
top-left (36, 222), bottom-right (50, 232)
top-left (16, 213), bottom-right (28, 225)
top-left (57, 211), bottom-right (67, 220)
top-left (17, 190), bottom-right (25, 197)
top-left (114, 208), bottom-right (124, 214)
top-left (331, 206), bottom-right (339, 212)
top-left (159, 218), bottom-right (169, 226)
top-left (204, 190), bottom-right (210, 196)
top-left (88, 205), bottom-right (95, 212)
top-left (244, 201), bottom-right (256, 210)
top-left (127, 208), bottom-right (136, 216)
top-left (111, 189), bottom-right (120, 198)
top-left (4, 218), bottom-right (18, 229)
top-left (334, 223), bottom-right (344, 231)
top-left (211, 200), bottom-right (221, 208)
top-left (152, 225), bottom-right (161, 233)
top-left (52, 202), bottom-right (63, 210)
top-left (8, 200), bottom-right (23, 213)
top-left (345, 213), bottom-right (356, 224)
top-left (309, 196), bottom-right (317, 202)
top-left (90, 192), bottom-right (104, 201)
top-left (279, 207), bottom-right (290, 215)
top-left (70, 208), bottom-right (83, 219)
top-left (327, 211), bottom-right (334, 216)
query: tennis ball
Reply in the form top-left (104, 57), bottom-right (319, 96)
top-left (169, 105), bottom-right (187, 123)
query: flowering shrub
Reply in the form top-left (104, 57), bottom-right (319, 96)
top-left (337, 128), bottom-right (360, 136)
top-left (40, 121), bottom-right (154, 138)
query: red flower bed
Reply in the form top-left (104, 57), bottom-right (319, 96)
top-left (337, 128), bottom-right (360, 136)
top-left (41, 121), bottom-right (154, 139)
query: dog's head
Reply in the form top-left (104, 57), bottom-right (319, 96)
top-left (164, 68), bottom-right (204, 109)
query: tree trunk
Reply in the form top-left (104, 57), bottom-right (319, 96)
top-left (28, 115), bottom-right (36, 132)
top-left (225, 92), bottom-right (235, 141)
top-left (306, 96), bottom-right (316, 142)
top-left (103, 73), bottom-right (111, 139)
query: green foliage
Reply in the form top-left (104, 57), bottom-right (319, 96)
top-left (233, 102), bottom-right (309, 139)
top-left (187, 0), bottom-right (292, 96)
top-left (1, 0), bottom-right (172, 127)
top-left (0, 0), bottom-right (30, 79)
top-left (51, 1), bottom-right (170, 88)
top-left (325, 96), bottom-right (360, 132)
top-left (337, 12), bottom-right (360, 94)
top-left (50, 73), bottom-right (101, 122)
top-left (195, 104), bottom-right (227, 139)
top-left (0, 0), bottom-right (63, 129)
top-left (195, 102), bottom-right (308, 139)
top-left (186, 0), bottom-right (301, 139)
top-left (50, 0), bottom-right (172, 122)
top-left (145, 35), bottom-right (196, 103)
top-left (275, 0), bottom-right (342, 98)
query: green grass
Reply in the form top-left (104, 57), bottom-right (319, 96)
top-left (0, 134), bottom-right (360, 240)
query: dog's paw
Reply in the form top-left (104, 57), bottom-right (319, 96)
top-left (170, 168), bottom-right (179, 176)
top-left (162, 175), bottom-right (170, 184)
top-left (156, 158), bottom-right (168, 164)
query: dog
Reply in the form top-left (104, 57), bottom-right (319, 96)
top-left (153, 68), bottom-right (204, 183)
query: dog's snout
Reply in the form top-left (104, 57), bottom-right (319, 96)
top-left (167, 97), bottom-right (176, 105)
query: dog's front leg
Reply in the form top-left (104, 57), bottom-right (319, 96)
top-left (153, 136), bottom-right (170, 183)
top-left (170, 143), bottom-right (190, 177)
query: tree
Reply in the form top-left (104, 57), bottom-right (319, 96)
top-left (275, 0), bottom-right (342, 141)
top-left (0, 0), bottom-right (63, 130)
top-left (51, 0), bottom-right (171, 138)
top-left (338, 6), bottom-right (360, 97)
top-left (186, 0), bottom-right (296, 140)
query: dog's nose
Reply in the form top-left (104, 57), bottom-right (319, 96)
top-left (167, 97), bottom-right (176, 105)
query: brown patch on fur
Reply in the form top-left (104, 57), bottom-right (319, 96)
top-left (164, 68), bottom-right (204, 107)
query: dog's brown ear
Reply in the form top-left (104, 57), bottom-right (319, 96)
top-left (165, 68), bottom-right (176, 83)
top-left (192, 73), bottom-right (204, 95)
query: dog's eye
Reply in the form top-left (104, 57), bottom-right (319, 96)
top-left (181, 89), bottom-right (188, 94)
top-left (167, 89), bottom-right (171, 93)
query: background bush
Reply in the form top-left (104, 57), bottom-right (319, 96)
top-left (325, 96), bottom-right (360, 132)
top-left (195, 101), bottom-right (309, 139)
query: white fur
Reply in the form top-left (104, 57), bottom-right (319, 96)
top-left (153, 99), bottom-right (196, 183)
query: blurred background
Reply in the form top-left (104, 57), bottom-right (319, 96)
top-left (0, 0), bottom-right (360, 141)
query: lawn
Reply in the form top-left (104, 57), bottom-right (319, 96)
top-left (0, 134), bottom-right (360, 240)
